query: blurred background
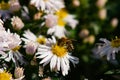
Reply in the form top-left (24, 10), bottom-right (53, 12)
top-left (1, 0), bottom-right (120, 80)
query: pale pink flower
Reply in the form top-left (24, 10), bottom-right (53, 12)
top-left (9, 0), bottom-right (21, 12)
top-left (45, 14), bottom-right (57, 28)
top-left (25, 42), bottom-right (37, 55)
top-left (11, 16), bottom-right (24, 30)
top-left (14, 67), bottom-right (24, 79)
top-left (96, 0), bottom-right (107, 8)
top-left (98, 8), bottom-right (107, 20)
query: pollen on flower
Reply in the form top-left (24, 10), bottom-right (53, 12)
top-left (36, 37), bottom-right (46, 44)
top-left (56, 9), bottom-right (68, 26)
top-left (52, 44), bottom-right (67, 57)
top-left (57, 18), bottom-right (66, 26)
top-left (0, 1), bottom-right (10, 10)
top-left (111, 38), bottom-right (120, 48)
top-left (0, 71), bottom-right (12, 80)
top-left (12, 46), bottom-right (21, 51)
top-left (56, 9), bottom-right (68, 19)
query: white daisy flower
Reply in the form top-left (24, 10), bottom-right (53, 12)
top-left (36, 36), bottom-right (79, 76)
top-left (21, 30), bottom-right (47, 54)
top-left (0, 29), bottom-right (24, 65)
top-left (47, 9), bottom-right (78, 38)
top-left (30, 0), bottom-right (65, 13)
top-left (94, 38), bottom-right (120, 60)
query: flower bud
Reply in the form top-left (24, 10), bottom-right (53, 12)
top-left (98, 8), bottom-right (107, 20)
top-left (34, 12), bottom-right (43, 20)
top-left (11, 16), bottom-right (24, 30)
top-left (42, 77), bottom-right (51, 80)
top-left (111, 18), bottom-right (118, 28)
top-left (25, 42), bottom-right (37, 55)
top-left (96, 0), bottom-right (107, 8)
top-left (72, 0), bottom-right (80, 7)
top-left (45, 14), bottom-right (57, 28)
top-left (14, 67), bottom-right (24, 79)
top-left (79, 29), bottom-right (89, 38)
top-left (84, 35), bottom-right (95, 44)
top-left (9, 0), bottom-right (21, 12)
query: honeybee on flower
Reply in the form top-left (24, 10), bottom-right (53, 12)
top-left (93, 37), bottom-right (120, 60)
top-left (36, 36), bottom-right (79, 76)
top-left (57, 37), bottom-right (74, 52)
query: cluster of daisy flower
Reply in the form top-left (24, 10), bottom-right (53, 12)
top-left (0, 20), bottom-right (24, 80)
top-left (0, 0), bottom-right (80, 79)
top-left (0, 0), bottom-right (120, 79)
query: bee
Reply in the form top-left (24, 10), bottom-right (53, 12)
top-left (58, 37), bottom-right (74, 52)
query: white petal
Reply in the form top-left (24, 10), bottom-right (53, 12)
top-left (52, 36), bottom-right (56, 44)
top-left (36, 52), bottom-right (49, 59)
top-left (4, 52), bottom-right (12, 62)
top-left (40, 52), bottom-right (53, 64)
top-left (107, 52), bottom-right (111, 60)
top-left (67, 55), bottom-right (79, 64)
top-left (0, 52), bottom-right (8, 59)
top-left (54, 26), bottom-right (66, 38)
top-left (23, 30), bottom-right (37, 41)
top-left (60, 58), bottom-right (68, 76)
top-left (57, 57), bottom-right (60, 71)
top-left (99, 38), bottom-right (110, 44)
top-left (50, 55), bottom-right (57, 71)
top-left (36, 52), bottom-right (43, 55)
top-left (48, 38), bottom-right (53, 44)
top-left (39, 45), bottom-right (51, 49)
top-left (21, 38), bottom-right (30, 43)
top-left (63, 56), bottom-right (69, 68)
top-left (43, 59), bottom-right (50, 66)
top-left (47, 27), bottom-right (56, 34)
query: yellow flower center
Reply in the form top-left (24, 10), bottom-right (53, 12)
top-left (12, 46), bottom-right (21, 51)
top-left (56, 9), bottom-right (68, 26)
top-left (111, 38), bottom-right (120, 48)
top-left (0, 71), bottom-right (12, 80)
top-left (52, 44), bottom-right (67, 57)
top-left (0, 1), bottom-right (10, 10)
top-left (36, 37), bottom-right (46, 44)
